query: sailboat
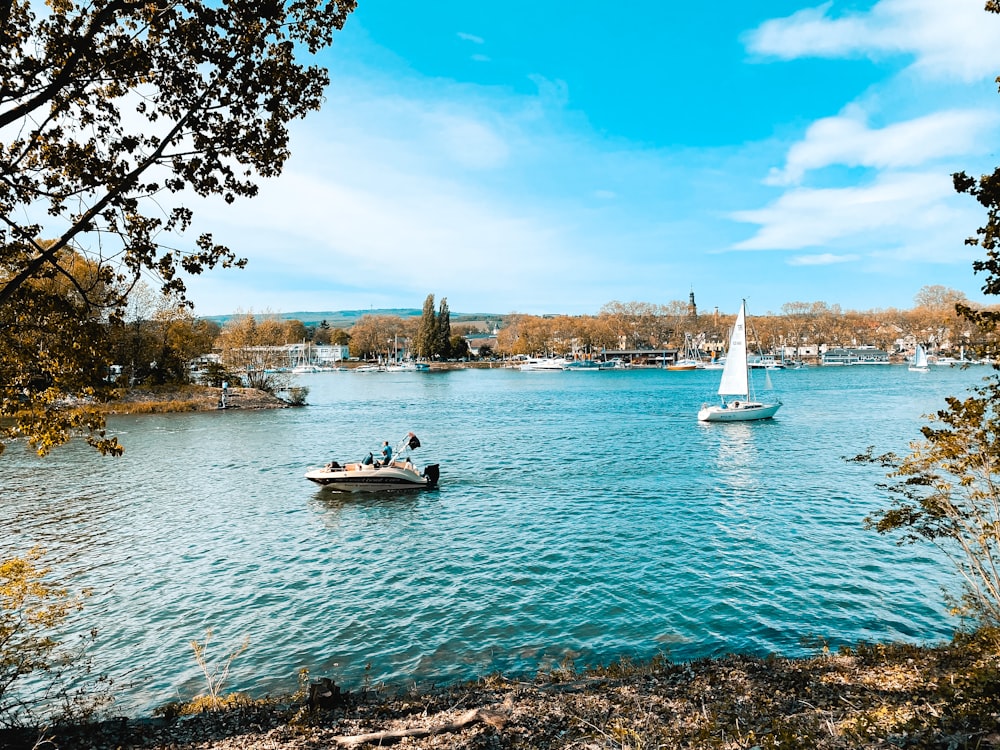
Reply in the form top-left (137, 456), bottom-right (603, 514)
top-left (909, 343), bottom-right (930, 372)
top-left (697, 300), bottom-right (782, 423)
top-left (668, 334), bottom-right (705, 370)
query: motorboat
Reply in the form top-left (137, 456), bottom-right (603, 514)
top-left (698, 300), bottom-right (782, 423)
top-left (563, 358), bottom-right (623, 371)
top-left (305, 432), bottom-right (439, 492)
top-left (519, 357), bottom-right (568, 371)
top-left (667, 359), bottom-right (700, 371)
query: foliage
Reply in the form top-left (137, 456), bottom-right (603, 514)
top-left (201, 361), bottom-right (240, 388)
top-left (415, 294), bottom-right (437, 359)
top-left (449, 334), bottom-right (470, 360)
top-left (329, 328), bottom-right (351, 346)
top-left (215, 312), bottom-right (295, 392)
top-left (281, 386), bottom-right (310, 406)
top-left (0, 548), bottom-right (109, 728)
top-left (189, 628), bottom-right (250, 711)
top-left (413, 293), bottom-right (454, 359)
top-left (106, 283), bottom-right (219, 387)
top-left (859, 1), bottom-right (1000, 631)
top-left (859, 374), bottom-right (1000, 625)
top-left (0, 0), bottom-right (356, 453)
top-left (348, 314), bottom-right (415, 360)
top-left (0, 248), bottom-right (122, 456)
top-left (435, 297), bottom-right (452, 358)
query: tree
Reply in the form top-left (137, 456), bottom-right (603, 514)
top-left (215, 312), bottom-right (292, 392)
top-left (348, 314), bottom-right (408, 360)
top-left (0, 0), bottom-right (357, 453)
top-left (282, 320), bottom-right (309, 345)
top-left (415, 294), bottom-right (437, 359)
top-left (449, 335), bottom-right (470, 360)
top-left (313, 320), bottom-right (332, 345)
top-left (436, 298), bottom-right (452, 359)
top-left (0, 247), bottom-right (121, 456)
top-left (104, 283), bottom-right (216, 387)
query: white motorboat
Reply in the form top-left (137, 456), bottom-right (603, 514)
top-left (305, 433), bottom-right (439, 492)
top-left (563, 358), bottom-right (625, 371)
top-left (519, 357), bottom-right (568, 371)
top-left (698, 300), bottom-right (782, 423)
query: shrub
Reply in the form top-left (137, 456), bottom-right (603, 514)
top-left (860, 373), bottom-right (1000, 625)
top-left (0, 548), bottom-right (110, 728)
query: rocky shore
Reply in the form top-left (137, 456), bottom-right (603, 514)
top-left (9, 629), bottom-right (1000, 749)
top-left (101, 386), bottom-right (292, 414)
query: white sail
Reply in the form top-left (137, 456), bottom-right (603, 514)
top-left (717, 301), bottom-right (749, 397)
top-left (914, 344), bottom-right (928, 368)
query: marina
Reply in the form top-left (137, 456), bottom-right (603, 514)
top-left (0, 364), bottom-right (986, 714)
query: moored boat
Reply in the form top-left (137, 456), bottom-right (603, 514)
top-left (519, 357), bottom-right (568, 371)
top-left (909, 344), bottom-right (930, 372)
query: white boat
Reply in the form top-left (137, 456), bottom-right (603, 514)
top-left (667, 359), bottom-right (700, 371)
top-left (519, 357), bottom-right (568, 371)
top-left (305, 433), bottom-right (439, 492)
top-left (703, 356), bottom-right (726, 371)
top-left (698, 300), bottom-right (782, 423)
top-left (383, 361), bottom-right (417, 372)
top-left (909, 344), bottom-right (930, 372)
top-left (668, 334), bottom-right (705, 370)
top-left (563, 358), bottom-right (625, 371)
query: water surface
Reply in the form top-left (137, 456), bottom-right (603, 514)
top-left (0, 364), bottom-right (983, 713)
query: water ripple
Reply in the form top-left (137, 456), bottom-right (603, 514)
top-left (0, 366), bottom-right (980, 712)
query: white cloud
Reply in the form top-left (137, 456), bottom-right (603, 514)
top-left (767, 107), bottom-right (1000, 185)
top-left (788, 253), bottom-right (859, 266)
top-left (732, 171), bottom-right (958, 251)
top-left (188, 77), bottom-right (645, 314)
top-left (424, 111), bottom-right (510, 169)
top-left (457, 32), bottom-right (484, 45)
top-left (745, 0), bottom-right (1000, 81)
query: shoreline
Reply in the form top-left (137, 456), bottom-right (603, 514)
top-left (100, 385), bottom-right (292, 414)
top-left (6, 628), bottom-right (999, 749)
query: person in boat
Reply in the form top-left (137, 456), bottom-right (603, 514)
top-left (380, 440), bottom-right (393, 467)
top-left (361, 452), bottom-right (374, 466)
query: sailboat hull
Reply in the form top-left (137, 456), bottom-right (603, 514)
top-left (698, 401), bottom-right (781, 422)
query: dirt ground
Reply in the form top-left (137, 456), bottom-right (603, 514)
top-left (11, 630), bottom-right (1000, 749)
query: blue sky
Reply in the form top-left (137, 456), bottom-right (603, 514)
top-left (186, 0), bottom-right (1000, 317)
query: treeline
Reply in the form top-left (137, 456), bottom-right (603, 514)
top-left (92, 284), bottom-right (998, 395)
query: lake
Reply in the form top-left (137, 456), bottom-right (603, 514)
top-left (0, 363), bottom-right (986, 714)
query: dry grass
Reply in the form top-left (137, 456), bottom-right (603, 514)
top-left (16, 629), bottom-right (1000, 749)
top-left (100, 386), bottom-right (289, 414)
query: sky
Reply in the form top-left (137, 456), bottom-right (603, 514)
top-left (184, 0), bottom-right (1000, 318)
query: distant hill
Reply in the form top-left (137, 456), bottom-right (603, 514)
top-left (201, 309), bottom-right (501, 328)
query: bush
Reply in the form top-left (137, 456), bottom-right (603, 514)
top-left (0, 548), bottom-right (110, 728)
top-left (281, 386), bottom-right (309, 406)
top-left (859, 373), bottom-right (1000, 625)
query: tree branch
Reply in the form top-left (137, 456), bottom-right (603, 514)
top-left (331, 706), bottom-right (507, 747)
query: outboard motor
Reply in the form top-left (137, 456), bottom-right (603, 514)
top-left (423, 464), bottom-right (440, 487)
